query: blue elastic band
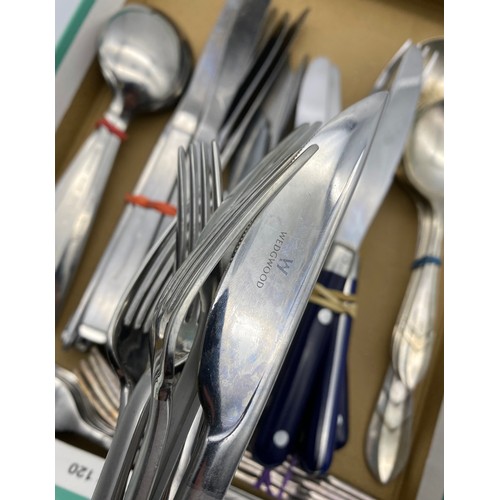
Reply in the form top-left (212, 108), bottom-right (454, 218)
top-left (411, 255), bottom-right (442, 269)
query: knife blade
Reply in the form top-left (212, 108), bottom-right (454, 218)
top-left (174, 91), bottom-right (388, 499)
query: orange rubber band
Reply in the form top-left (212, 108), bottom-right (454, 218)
top-left (124, 193), bottom-right (177, 216)
top-left (96, 118), bottom-right (128, 141)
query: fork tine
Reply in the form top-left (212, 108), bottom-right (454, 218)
top-left (121, 224), bottom-right (177, 330)
top-left (87, 348), bottom-right (120, 410)
top-left (176, 146), bottom-right (189, 268)
top-left (200, 143), bottom-right (211, 227)
top-left (188, 143), bottom-right (202, 250)
top-left (421, 48), bottom-right (439, 83)
top-left (56, 365), bottom-right (115, 436)
top-left (131, 244), bottom-right (176, 332)
top-left (139, 141), bottom-right (220, 336)
top-left (74, 366), bottom-right (117, 430)
top-left (211, 141), bottom-right (223, 210)
top-left (79, 360), bottom-right (119, 424)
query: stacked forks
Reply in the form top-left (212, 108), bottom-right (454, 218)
top-left (55, 348), bottom-right (118, 450)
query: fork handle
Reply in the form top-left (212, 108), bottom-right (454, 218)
top-left (91, 370), bottom-right (150, 500)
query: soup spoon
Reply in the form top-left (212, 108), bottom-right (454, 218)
top-left (55, 4), bottom-right (192, 318)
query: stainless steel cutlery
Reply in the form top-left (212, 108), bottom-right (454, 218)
top-left (365, 36), bottom-right (444, 484)
top-left (252, 42), bottom-right (424, 477)
top-left (55, 2), bottom-right (444, 498)
top-left (55, 4), bottom-right (192, 318)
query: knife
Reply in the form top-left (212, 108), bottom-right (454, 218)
top-left (251, 45), bottom-right (423, 476)
top-left (295, 56), bottom-right (342, 125)
top-left (174, 91), bottom-right (388, 499)
top-left (251, 56), bottom-right (343, 468)
top-left (298, 44), bottom-right (423, 475)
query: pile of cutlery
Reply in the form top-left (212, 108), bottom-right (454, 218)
top-left (55, 1), bottom-right (444, 498)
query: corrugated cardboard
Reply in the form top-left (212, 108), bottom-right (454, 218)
top-left (55, 0), bottom-right (444, 498)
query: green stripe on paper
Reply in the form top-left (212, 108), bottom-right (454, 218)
top-left (55, 0), bottom-right (95, 71)
top-left (55, 485), bottom-right (89, 500)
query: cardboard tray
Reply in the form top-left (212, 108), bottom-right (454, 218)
top-left (55, 0), bottom-right (444, 498)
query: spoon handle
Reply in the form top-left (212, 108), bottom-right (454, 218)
top-left (55, 120), bottom-right (126, 318)
top-left (61, 124), bottom-right (193, 349)
top-left (365, 365), bottom-right (413, 484)
top-left (391, 200), bottom-right (442, 390)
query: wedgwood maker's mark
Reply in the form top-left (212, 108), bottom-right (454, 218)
top-left (256, 231), bottom-right (294, 288)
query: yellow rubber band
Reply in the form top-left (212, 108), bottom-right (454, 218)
top-left (309, 282), bottom-right (358, 318)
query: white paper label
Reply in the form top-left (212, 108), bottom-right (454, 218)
top-left (55, 439), bottom-right (105, 499)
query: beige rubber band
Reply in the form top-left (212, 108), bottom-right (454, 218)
top-left (309, 282), bottom-right (358, 318)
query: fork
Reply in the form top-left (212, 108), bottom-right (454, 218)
top-left (55, 368), bottom-right (113, 450)
top-left (121, 141), bottom-right (223, 500)
top-left (140, 124), bottom-right (320, 500)
top-left (91, 121), bottom-right (318, 500)
top-left (90, 141), bottom-right (223, 500)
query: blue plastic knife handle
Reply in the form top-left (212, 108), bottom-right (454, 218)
top-left (298, 272), bottom-right (357, 475)
top-left (335, 358), bottom-right (349, 450)
top-left (251, 269), bottom-right (347, 468)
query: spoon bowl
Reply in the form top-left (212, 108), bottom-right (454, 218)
top-left (99, 4), bottom-right (192, 114)
top-left (418, 37), bottom-right (444, 108)
top-left (404, 100), bottom-right (444, 206)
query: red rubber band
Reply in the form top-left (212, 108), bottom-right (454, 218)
top-left (124, 193), bottom-right (177, 216)
top-left (96, 118), bottom-right (128, 141)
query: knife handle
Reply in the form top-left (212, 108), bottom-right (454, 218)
top-left (298, 265), bottom-right (357, 475)
top-left (251, 269), bottom-right (346, 468)
top-left (334, 360), bottom-right (348, 450)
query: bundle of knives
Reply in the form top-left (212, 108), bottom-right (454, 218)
top-left (55, 0), bottom-right (442, 498)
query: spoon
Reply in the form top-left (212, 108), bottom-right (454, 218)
top-left (365, 38), bottom-right (444, 484)
top-left (55, 4), bottom-right (192, 318)
top-left (391, 37), bottom-right (444, 390)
